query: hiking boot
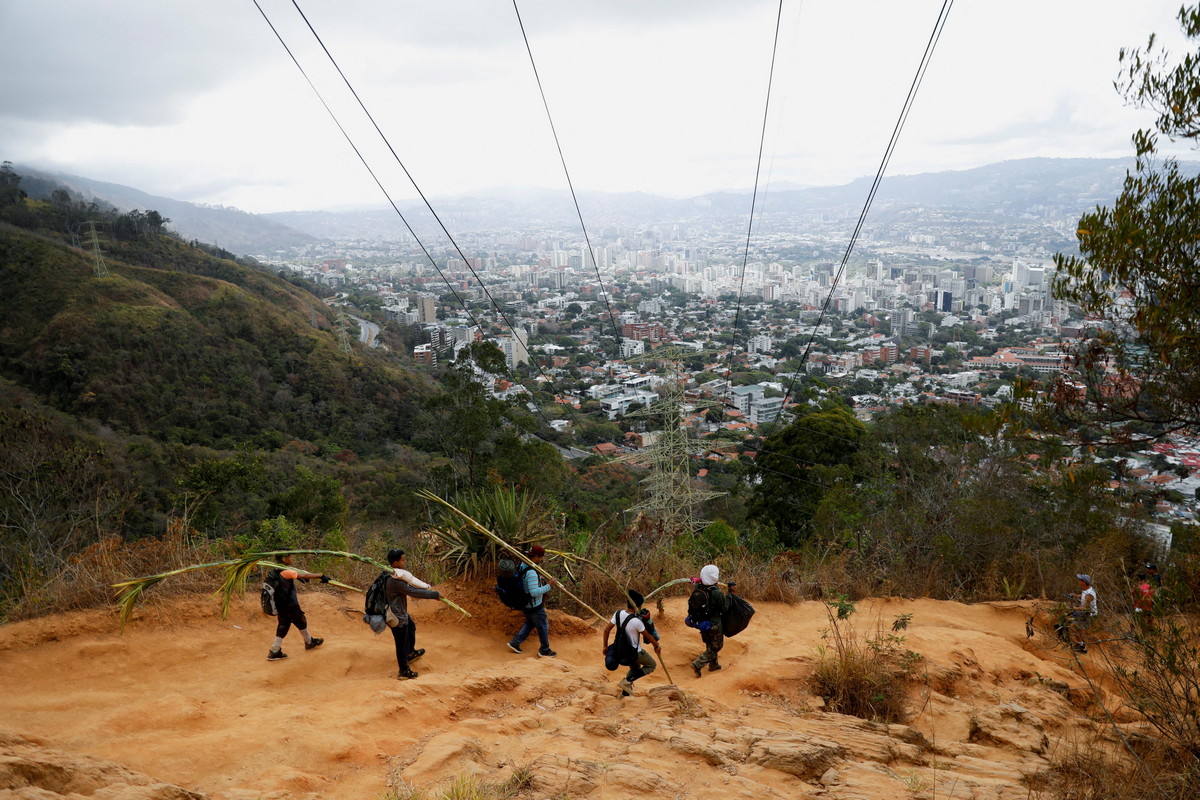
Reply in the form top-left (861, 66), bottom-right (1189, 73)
top-left (708, 662), bottom-right (722, 672)
top-left (304, 637), bottom-right (324, 651)
top-left (537, 649), bottom-right (557, 658)
top-left (692, 661), bottom-right (703, 678)
top-left (407, 648), bottom-right (425, 662)
top-left (267, 649), bottom-right (288, 661)
top-left (617, 678), bottom-right (633, 696)
top-left (1074, 643), bottom-right (1088, 654)
top-left (507, 641), bottom-right (523, 654)
top-left (397, 668), bottom-right (418, 680)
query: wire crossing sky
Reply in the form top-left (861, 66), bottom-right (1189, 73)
top-left (0, 1), bottom-right (1190, 214)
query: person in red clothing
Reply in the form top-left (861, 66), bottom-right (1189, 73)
top-left (266, 554), bottom-right (329, 661)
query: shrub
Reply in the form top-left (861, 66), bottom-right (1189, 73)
top-left (808, 597), bottom-right (921, 722)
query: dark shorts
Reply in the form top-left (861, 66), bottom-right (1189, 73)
top-left (276, 608), bottom-right (308, 638)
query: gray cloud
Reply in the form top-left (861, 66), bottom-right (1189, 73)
top-left (0, 1), bottom-right (267, 126)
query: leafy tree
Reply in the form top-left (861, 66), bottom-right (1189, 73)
top-left (749, 402), bottom-right (867, 546)
top-left (1052, 4), bottom-right (1200, 440)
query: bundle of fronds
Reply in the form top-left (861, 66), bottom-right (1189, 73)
top-left (114, 548), bottom-right (469, 630)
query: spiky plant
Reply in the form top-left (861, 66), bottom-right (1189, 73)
top-left (425, 485), bottom-right (555, 577)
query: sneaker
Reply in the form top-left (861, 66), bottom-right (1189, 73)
top-left (407, 648), bottom-right (425, 662)
top-left (507, 641), bottom-right (523, 654)
top-left (537, 649), bottom-right (557, 658)
top-left (397, 669), bottom-right (418, 680)
top-left (708, 663), bottom-right (722, 672)
top-left (1074, 643), bottom-right (1088, 654)
top-left (692, 662), bottom-right (703, 678)
top-left (304, 637), bottom-right (324, 651)
top-left (617, 678), bottom-right (633, 696)
top-left (267, 649), bottom-right (288, 661)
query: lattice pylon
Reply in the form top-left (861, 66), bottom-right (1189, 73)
top-left (617, 346), bottom-right (724, 536)
top-left (83, 220), bottom-right (109, 278)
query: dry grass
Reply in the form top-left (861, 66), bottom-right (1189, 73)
top-left (807, 598), bottom-right (921, 723)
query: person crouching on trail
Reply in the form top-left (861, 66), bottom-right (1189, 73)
top-left (687, 564), bottom-right (728, 677)
top-left (506, 544), bottom-right (561, 658)
top-left (386, 548), bottom-right (441, 680)
top-left (267, 554), bottom-right (329, 661)
top-left (603, 589), bottom-right (662, 697)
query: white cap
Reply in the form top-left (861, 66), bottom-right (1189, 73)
top-left (700, 564), bottom-right (720, 586)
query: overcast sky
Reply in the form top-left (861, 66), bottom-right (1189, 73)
top-left (0, 1), bottom-right (1192, 214)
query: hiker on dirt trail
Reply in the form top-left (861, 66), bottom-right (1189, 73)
top-left (266, 554), bottom-right (329, 661)
top-left (1057, 573), bottom-right (1099, 653)
top-left (386, 548), bottom-right (441, 680)
top-left (602, 589), bottom-right (662, 697)
top-left (686, 564), bottom-right (728, 677)
top-left (506, 544), bottom-right (562, 658)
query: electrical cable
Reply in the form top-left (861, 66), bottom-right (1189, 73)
top-left (249, 0), bottom-right (480, 333)
top-left (268, 0), bottom-right (587, 433)
top-left (772, 0), bottom-right (956, 437)
top-left (512, 0), bottom-right (622, 351)
top-left (283, 0), bottom-right (590, 434)
top-left (727, 0), bottom-right (785, 379)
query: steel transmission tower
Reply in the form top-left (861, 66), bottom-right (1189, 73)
top-left (83, 220), bottom-right (109, 278)
top-left (619, 346), bottom-right (724, 536)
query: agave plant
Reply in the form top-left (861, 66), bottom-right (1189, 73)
top-left (425, 485), bottom-right (555, 577)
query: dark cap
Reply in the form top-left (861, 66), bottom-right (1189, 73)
top-left (1145, 563), bottom-right (1158, 571)
top-left (386, 548), bottom-right (406, 564)
top-left (626, 589), bottom-right (644, 608)
top-left (528, 544), bottom-right (546, 558)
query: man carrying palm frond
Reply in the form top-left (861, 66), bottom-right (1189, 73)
top-left (266, 554), bottom-right (330, 661)
top-left (386, 548), bottom-right (441, 680)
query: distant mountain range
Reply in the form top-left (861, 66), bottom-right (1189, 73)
top-left (14, 157), bottom-right (1199, 254)
top-left (264, 157), bottom-right (1160, 240)
top-left (11, 166), bottom-right (317, 254)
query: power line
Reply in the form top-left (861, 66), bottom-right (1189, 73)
top-left (255, 0), bottom-right (584, 434)
top-left (249, 0), bottom-right (480, 333)
top-left (728, 0), bottom-right (785, 379)
top-left (773, 0), bottom-right (955, 436)
top-left (512, 0), bottom-right (622, 351)
top-left (283, 0), bottom-right (589, 433)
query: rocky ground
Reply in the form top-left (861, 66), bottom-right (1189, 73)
top-left (0, 586), bottom-right (1135, 799)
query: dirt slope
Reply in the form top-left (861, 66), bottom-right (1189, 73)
top-left (0, 587), bottom-right (1122, 800)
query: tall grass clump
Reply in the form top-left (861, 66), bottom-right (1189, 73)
top-left (808, 596), bottom-right (921, 722)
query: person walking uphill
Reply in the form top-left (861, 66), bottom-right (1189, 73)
top-left (385, 548), bottom-right (441, 680)
top-left (602, 589), bottom-right (662, 696)
top-left (687, 564), bottom-right (728, 677)
top-left (266, 554), bottom-right (329, 661)
top-left (507, 544), bottom-right (562, 658)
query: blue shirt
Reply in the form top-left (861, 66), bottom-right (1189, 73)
top-left (523, 565), bottom-right (551, 608)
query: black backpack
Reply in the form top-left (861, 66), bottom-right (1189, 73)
top-left (364, 571), bottom-right (391, 617)
top-left (722, 592), bottom-right (755, 638)
top-left (604, 611), bottom-right (640, 671)
top-left (687, 584), bottom-right (713, 621)
top-left (261, 569), bottom-right (285, 616)
top-left (495, 560), bottom-right (533, 610)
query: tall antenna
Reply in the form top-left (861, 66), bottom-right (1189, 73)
top-left (83, 220), bottom-right (109, 278)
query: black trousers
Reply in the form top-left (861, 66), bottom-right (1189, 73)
top-left (390, 619), bottom-right (416, 670)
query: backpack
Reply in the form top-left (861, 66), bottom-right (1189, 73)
top-left (364, 571), bottom-right (391, 616)
top-left (495, 560), bottom-right (533, 610)
top-left (722, 592), bottom-right (756, 638)
top-left (604, 611), bottom-right (639, 671)
top-left (687, 584), bottom-right (713, 622)
top-left (261, 569), bottom-right (285, 616)
top-left (361, 571), bottom-right (392, 634)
